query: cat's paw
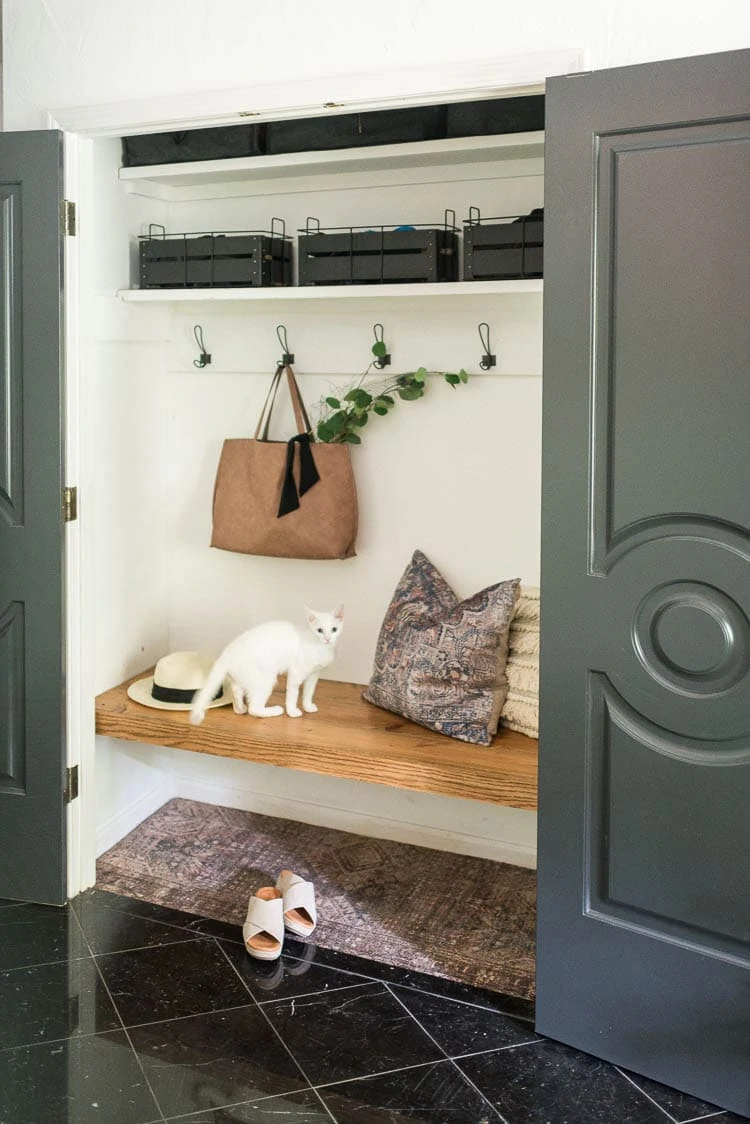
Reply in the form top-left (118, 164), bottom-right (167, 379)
top-left (286, 706), bottom-right (303, 718)
top-left (302, 702), bottom-right (318, 713)
top-left (232, 701), bottom-right (247, 714)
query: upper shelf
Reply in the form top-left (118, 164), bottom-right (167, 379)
top-left (119, 131), bottom-right (545, 195)
top-left (118, 279), bottom-right (543, 302)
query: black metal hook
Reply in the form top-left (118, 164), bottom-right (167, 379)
top-left (276, 324), bottom-right (294, 367)
top-left (193, 324), bottom-right (211, 368)
top-left (371, 323), bottom-right (390, 369)
top-left (478, 322), bottom-right (496, 370)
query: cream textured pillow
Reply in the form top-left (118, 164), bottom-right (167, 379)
top-left (501, 586), bottom-right (540, 737)
top-left (363, 550), bottom-right (520, 745)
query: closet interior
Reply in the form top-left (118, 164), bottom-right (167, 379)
top-left (87, 93), bottom-right (544, 867)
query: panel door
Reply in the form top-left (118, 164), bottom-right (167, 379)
top-left (537, 49), bottom-right (750, 1116)
top-left (0, 131), bottom-right (67, 904)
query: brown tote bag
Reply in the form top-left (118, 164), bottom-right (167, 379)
top-left (210, 365), bottom-right (358, 560)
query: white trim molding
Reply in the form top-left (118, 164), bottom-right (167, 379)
top-left (51, 50), bottom-right (584, 137)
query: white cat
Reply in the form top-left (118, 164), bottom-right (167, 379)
top-left (190, 606), bottom-right (344, 725)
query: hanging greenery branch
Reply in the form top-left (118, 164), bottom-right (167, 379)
top-left (315, 352), bottom-right (469, 446)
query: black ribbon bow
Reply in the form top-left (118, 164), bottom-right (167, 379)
top-left (277, 433), bottom-right (321, 517)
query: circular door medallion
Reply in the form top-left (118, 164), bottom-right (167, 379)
top-left (633, 581), bottom-right (750, 696)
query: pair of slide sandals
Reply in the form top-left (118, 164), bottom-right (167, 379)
top-left (242, 869), bottom-right (317, 961)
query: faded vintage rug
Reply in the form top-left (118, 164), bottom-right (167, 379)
top-left (96, 797), bottom-right (536, 999)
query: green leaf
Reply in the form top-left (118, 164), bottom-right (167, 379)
top-left (397, 386), bottom-right (424, 401)
top-left (413, 367), bottom-right (428, 383)
top-left (371, 341), bottom-right (387, 358)
top-left (445, 372), bottom-right (461, 386)
top-left (379, 394), bottom-right (395, 406)
top-left (459, 368), bottom-right (469, 383)
top-left (373, 405), bottom-right (389, 415)
top-left (317, 421), bottom-right (333, 442)
top-left (344, 388), bottom-right (372, 408)
top-left (325, 396), bottom-right (341, 409)
top-left (352, 411), bottom-right (369, 426)
top-left (343, 432), bottom-right (362, 444)
top-left (327, 411), bottom-right (348, 434)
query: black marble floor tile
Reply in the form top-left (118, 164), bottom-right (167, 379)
top-left (166, 1087), bottom-right (333, 1122)
top-left (281, 937), bottom-right (535, 1023)
top-left (74, 893), bottom-right (213, 955)
top-left (0, 901), bottom-right (89, 971)
top-left (317, 1059), bottom-right (499, 1123)
top-left (263, 983), bottom-right (442, 1088)
top-left (0, 1029), bottom-right (161, 1124)
top-left (76, 889), bottom-right (242, 944)
top-left (219, 939), bottom-right (373, 1003)
top-left (95, 938), bottom-right (253, 1027)
top-left (0, 955), bottom-right (120, 1050)
top-left (391, 986), bottom-right (539, 1058)
top-left (127, 1004), bottom-right (309, 1119)
top-left (619, 1068), bottom-right (739, 1123)
top-left (458, 1038), bottom-right (678, 1123)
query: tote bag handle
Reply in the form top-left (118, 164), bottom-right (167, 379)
top-left (254, 364), bottom-right (314, 441)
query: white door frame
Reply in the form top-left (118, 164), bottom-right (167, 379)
top-left (55, 47), bottom-right (584, 898)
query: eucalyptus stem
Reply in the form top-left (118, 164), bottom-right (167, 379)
top-left (315, 365), bottom-right (469, 445)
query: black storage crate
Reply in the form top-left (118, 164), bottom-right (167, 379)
top-left (298, 213), bottom-right (459, 286)
top-left (122, 125), bottom-right (266, 167)
top-left (138, 222), bottom-right (292, 289)
top-left (266, 105), bottom-right (447, 155)
top-left (463, 207), bottom-right (544, 281)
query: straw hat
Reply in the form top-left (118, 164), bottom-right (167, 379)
top-left (127, 651), bottom-right (231, 711)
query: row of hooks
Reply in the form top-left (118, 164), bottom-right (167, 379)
top-left (192, 322), bottom-right (497, 372)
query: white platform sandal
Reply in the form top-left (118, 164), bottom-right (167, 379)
top-left (242, 887), bottom-right (284, 960)
top-left (276, 870), bottom-right (317, 938)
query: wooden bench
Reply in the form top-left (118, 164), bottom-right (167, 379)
top-left (95, 674), bottom-right (538, 809)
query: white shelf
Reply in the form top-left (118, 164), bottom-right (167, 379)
top-left (118, 279), bottom-right (543, 303)
top-left (119, 131), bottom-right (544, 191)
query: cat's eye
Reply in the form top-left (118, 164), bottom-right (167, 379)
top-left (317, 627), bottom-right (323, 633)
top-left (332, 627), bottom-right (338, 633)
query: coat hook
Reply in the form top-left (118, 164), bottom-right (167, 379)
top-left (478, 322), bottom-right (496, 370)
top-left (276, 324), bottom-right (294, 366)
top-left (371, 323), bottom-right (390, 369)
top-left (193, 324), bottom-right (211, 368)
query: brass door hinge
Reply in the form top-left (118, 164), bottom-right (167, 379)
top-left (64, 765), bottom-right (79, 804)
top-left (63, 486), bottom-right (78, 522)
top-left (62, 200), bottom-right (77, 236)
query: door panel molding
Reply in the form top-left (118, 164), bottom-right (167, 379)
top-left (0, 600), bottom-right (26, 793)
top-left (0, 187), bottom-right (24, 526)
top-left (584, 675), bottom-right (750, 962)
top-left (589, 119), bottom-right (750, 572)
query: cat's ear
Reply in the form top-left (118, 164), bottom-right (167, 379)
top-left (305, 606), bottom-right (318, 624)
top-left (334, 604), bottom-right (344, 621)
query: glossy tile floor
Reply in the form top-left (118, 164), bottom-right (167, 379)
top-left (0, 891), bottom-right (743, 1123)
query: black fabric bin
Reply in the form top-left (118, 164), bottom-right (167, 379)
top-left (122, 125), bottom-right (266, 167)
top-left (446, 95), bottom-right (545, 138)
top-left (266, 106), bottom-right (447, 155)
top-left (138, 229), bottom-right (292, 289)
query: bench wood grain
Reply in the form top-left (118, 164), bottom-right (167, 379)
top-left (95, 673), bottom-right (538, 809)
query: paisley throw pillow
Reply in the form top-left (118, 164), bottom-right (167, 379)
top-left (363, 550), bottom-right (520, 745)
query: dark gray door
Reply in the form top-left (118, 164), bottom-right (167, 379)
top-left (0, 131), bottom-right (66, 905)
top-left (537, 49), bottom-right (750, 1116)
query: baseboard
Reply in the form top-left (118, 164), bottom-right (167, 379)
top-left (174, 775), bottom-right (537, 869)
top-left (95, 778), bottom-right (175, 858)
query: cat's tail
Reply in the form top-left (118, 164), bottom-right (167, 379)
top-left (190, 656), bottom-right (228, 725)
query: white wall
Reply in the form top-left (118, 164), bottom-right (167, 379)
top-left (3, 0), bottom-right (750, 130)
